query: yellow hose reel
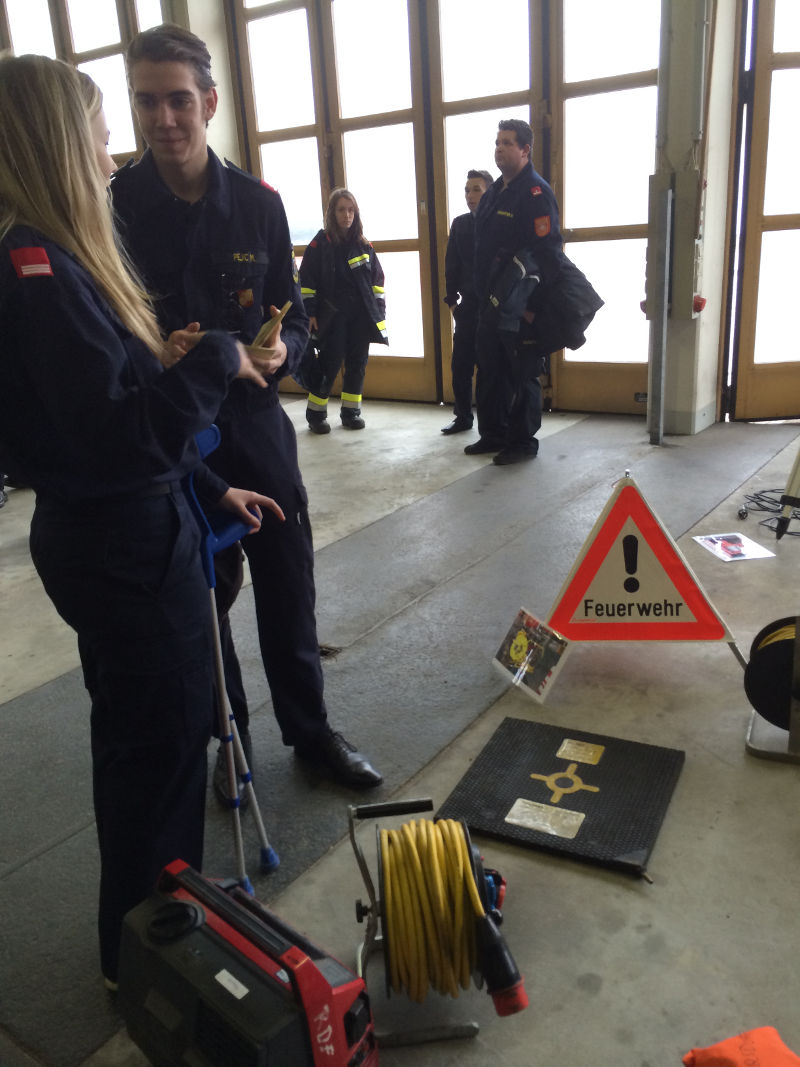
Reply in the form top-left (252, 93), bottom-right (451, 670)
top-left (744, 617), bottom-right (800, 730)
top-left (348, 799), bottom-right (528, 1021)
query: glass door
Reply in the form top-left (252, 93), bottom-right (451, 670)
top-left (427, 0), bottom-right (538, 410)
top-left (732, 0), bottom-right (800, 420)
top-left (548, 0), bottom-right (660, 414)
top-left (230, 0), bottom-right (436, 400)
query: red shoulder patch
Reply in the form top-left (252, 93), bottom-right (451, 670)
top-left (531, 185), bottom-right (542, 196)
top-left (260, 180), bottom-right (277, 193)
top-left (534, 215), bottom-right (551, 237)
top-left (309, 239), bottom-right (318, 248)
top-left (10, 247), bottom-right (53, 279)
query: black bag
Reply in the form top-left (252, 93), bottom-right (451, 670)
top-left (526, 250), bottom-right (604, 354)
top-left (292, 335), bottom-right (319, 390)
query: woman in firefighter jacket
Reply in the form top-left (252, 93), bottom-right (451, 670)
top-left (299, 188), bottom-right (388, 432)
top-left (0, 56), bottom-right (281, 987)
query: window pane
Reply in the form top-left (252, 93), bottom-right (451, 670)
top-left (7, 0), bottom-right (56, 56)
top-left (440, 0), bottom-right (529, 102)
top-left (260, 138), bottom-right (322, 247)
top-left (563, 240), bottom-right (647, 364)
top-left (564, 0), bottom-right (660, 82)
top-left (444, 108), bottom-right (529, 223)
top-left (754, 231), bottom-right (800, 365)
top-left (136, 0), bottom-right (164, 32)
top-left (344, 125), bottom-right (417, 241)
top-left (249, 11), bottom-right (315, 131)
top-left (369, 252), bottom-right (422, 359)
top-left (79, 54), bottom-right (136, 156)
top-left (332, 0), bottom-right (410, 117)
top-left (763, 70), bottom-right (800, 216)
top-left (564, 88), bottom-right (656, 227)
top-left (773, 0), bottom-right (800, 50)
top-left (66, 0), bottom-right (120, 53)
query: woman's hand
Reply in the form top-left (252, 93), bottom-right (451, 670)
top-left (234, 341), bottom-right (269, 388)
top-left (163, 322), bottom-right (202, 367)
top-left (219, 487), bottom-right (285, 530)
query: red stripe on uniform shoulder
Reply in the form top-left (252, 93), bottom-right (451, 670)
top-left (10, 247), bottom-right (53, 279)
top-left (260, 180), bottom-right (277, 192)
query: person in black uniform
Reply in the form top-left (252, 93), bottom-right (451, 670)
top-left (112, 25), bottom-right (382, 795)
top-left (300, 188), bottom-right (388, 433)
top-left (441, 169), bottom-right (493, 435)
top-left (0, 55), bottom-right (282, 987)
top-left (467, 119), bottom-right (564, 466)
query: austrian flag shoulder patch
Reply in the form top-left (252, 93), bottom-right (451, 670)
top-left (10, 247), bottom-right (53, 279)
top-left (534, 215), bottom-right (551, 237)
top-left (530, 185), bottom-right (542, 196)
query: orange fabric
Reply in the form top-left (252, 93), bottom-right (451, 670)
top-left (682, 1027), bottom-right (800, 1067)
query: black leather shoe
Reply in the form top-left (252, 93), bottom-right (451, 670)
top-left (307, 419), bottom-right (331, 435)
top-left (493, 445), bottom-right (538, 466)
top-left (295, 730), bottom-right (382, 788)
top-left (441, 419), bottom-right (473, 435)
top-left (464, 438), bottom-right (503, 455)
top-left (213, 730), bottom-right (253, 810)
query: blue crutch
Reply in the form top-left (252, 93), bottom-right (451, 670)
top-left (186, 425), bottom-right (279, 892)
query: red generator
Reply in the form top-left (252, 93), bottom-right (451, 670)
top-left (118, 859), bottom-right (378, 1067)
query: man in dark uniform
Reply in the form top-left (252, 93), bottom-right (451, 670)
top-left (112, 25), bottom-right (382, 793)
top-left (441, 168), bottom-right (493, 436)
top-left (467, 118), bottom-right (564, 466)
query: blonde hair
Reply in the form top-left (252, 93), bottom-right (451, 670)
top-left (0, 54), bottom-right (163, 355)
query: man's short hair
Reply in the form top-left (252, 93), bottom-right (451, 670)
top-left (498, 118), bottom-right (533, 152)
top-left (467, 169), bottom-right (493, 187)
top-left (126, 24), bottom-right (216, 92)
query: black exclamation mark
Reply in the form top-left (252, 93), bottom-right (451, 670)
top-left (623, 534), bottom-right (639, 593)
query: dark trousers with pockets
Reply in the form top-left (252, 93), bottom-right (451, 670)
top-left (30, 489), bottom-right (214, 981)
top-left (308, 308), bottom-right (372, 407)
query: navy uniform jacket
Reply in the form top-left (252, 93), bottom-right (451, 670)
top-left (444, 211), bottom-right (477, 307)
top-left (299, 229), bottom-right (388, 345)
top-left (0, 224), bottom-right (239, 502)
top-left (111, 148), bottom-right (309, 503)
top-left (474, 161), bottom-right (563, 326)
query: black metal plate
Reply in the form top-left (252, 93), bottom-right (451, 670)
top-left (436, 718), bottom-right (684, 876)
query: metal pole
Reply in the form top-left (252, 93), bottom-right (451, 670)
top-left (648, 184), bottom-right (672, 445)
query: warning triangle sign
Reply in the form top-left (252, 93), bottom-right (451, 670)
top-left (548, 476), bottom-right (731, 641)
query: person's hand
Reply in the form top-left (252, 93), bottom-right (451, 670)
top-left (234, 341), bottom-right (269, 388)
top-left (308, 315), bottom-right (318, 333)
top-left (163, 322), bottom-right (202, 367)
top-left (246, 304), bottom-right (288, 377)
top-left (218, 487), bottom-right (285, 531)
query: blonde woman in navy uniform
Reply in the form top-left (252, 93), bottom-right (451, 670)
top-left (0, 55), bottom-right (282, 990)
top-left (300, 188), bottom-right (388, 433)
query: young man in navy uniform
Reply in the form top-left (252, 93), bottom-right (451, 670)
top-left (441, 168), bottom-right (493, 436)
top-left (467, 119), bottom-right (563, 466)
top-left (112, 25), bottom-right (382, 792)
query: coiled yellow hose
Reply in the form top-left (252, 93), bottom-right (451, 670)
top-left (380, 818), bottom-right (485, 1003)
top-left (756, 624), bottom-right (796, 650)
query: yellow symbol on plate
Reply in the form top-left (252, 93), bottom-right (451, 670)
top-left (530, 762), bottom-right (600, 805)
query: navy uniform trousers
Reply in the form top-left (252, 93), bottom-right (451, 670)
top-left (209, 399), bottom-right (328, 749)
top-left (450, 296), bottom-right (479, 425)
top-left (475, 319), bottom-right (545, 451)
top-left (29, 489), bottom-right (214, 982)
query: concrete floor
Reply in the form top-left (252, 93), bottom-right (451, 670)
top-left (1, 399), bottom-right (799, 1067)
